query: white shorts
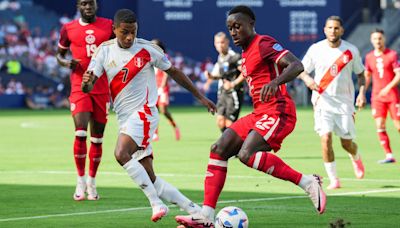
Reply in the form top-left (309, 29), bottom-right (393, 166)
top-left (120, 106), bottom-right (159, 161)
top-left (314, 109), bottom-right (356, 139)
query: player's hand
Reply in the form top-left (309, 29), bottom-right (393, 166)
top-left (378, 87), bottom-right (390, 97)
top-left (304, 77), bottom-right (319, 91)
top-left (355, 93), bottom-right (366, 111)
top-left (223, 79), bottom-right (234, 90)
top-left (260, 80), bottom-right (279, 102)
top-left (67, 58), bottom-right (81, 70)
top-left (199, 96), bottom-right (217, 115)
top-left (82, 70), bottom-right (94, 93)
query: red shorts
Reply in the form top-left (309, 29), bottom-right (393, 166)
top-left (230, 110), bottom-right (296, 152)
top-left (371, 99), bottom-right (400, 120)
top-left (69, 91), bottom-right (110, 124)
top-left (157, 88), bottom-right (170, 106)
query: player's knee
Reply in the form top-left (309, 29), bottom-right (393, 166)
top-left (340, 140), bottom-right (352, 150)
top-left (114, 147), bottom-right (130, 166)
top-left (210, 142), bottom-right (229, 160)
top-left (320, 134), bottom-right (330, 145)
top-left (237, 148), bottom-right (251, 164)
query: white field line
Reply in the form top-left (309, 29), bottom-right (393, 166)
top-left (0, 188), bottom-right (399, 222)
top-left (0, 170), bottom-right (399, 183)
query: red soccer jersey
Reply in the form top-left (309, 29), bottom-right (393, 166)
top-left (58, 17), bottom-right (113, 94)
top-left (365, 48), bottom-right (400, 102)
top-left (241, 34), bottom-right (295, 114)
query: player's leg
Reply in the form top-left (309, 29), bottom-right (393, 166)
top-left (236, 113), bottom-right (326, 214)
top-left (159, 104), bottom-right (180, 140)
top-left (86, 94), bottom-right (109, 200)
top-left (373, 100), bottom-right (395, 163)
top-left (139, 156), bottom-right (201, 215)
top-left (175, 128), bottom-right (243, 227)
top-left (70, 93), bottom-right (93, 201)
top-left (216, 115), bottom-right (226, 132)
top-left (337, 113), bottom-right (364, 179)
top-left (315, 109), bottom-right (339, 189)
top-left (117, 109), bottom-right (168, 222)
top-left (216, 96), bottom-right (227, 132)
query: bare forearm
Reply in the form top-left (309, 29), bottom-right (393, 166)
top-left (357, 72), bottom-right (366, 94)
top-left (56, 53), bottom-right (69, 68)
top-left (274, 61), bottom-right (304, 85)
top-left (167, 67), bottom-right (203, 99)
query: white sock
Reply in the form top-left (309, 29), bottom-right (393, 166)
top-left (386, 153), bottom-right (394, 159)
top-left (201, 205), bottom-right (215, 220)
top-left (77, 175), bottom-right (86, 184)
top-left (154, 177), bottom-right (201, 214)
top-left (324, 162), bottom-right (338, 182)
top-left (123, 158), bottom-right (163, 206)
top-left (87, 176), bottom-right (95, 186)
top-left (298, 174), bottom-right (313, 190)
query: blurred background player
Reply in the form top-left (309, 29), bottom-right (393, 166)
top-left (298, 16), bottom-right (366, 190)
top-left (82, 9), bottom-right (216, 222)
top-left (151, 39), bottom-right (180, 141)
top-left (56, 0), bottom-right (113, 201)
top-left (203, 32), bottom-right (244, 132)
top-left (176, 6), bottom-right (326, 228)
top-left (364, 28), bottom-right (400, 164)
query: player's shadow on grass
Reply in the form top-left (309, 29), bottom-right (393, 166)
top-left (1, 184), bottom-right (399, 227)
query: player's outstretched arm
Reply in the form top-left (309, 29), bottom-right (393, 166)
top-left (260, 52), bottom-right (304, 102)
top-left (166, 66), bottom-right (217, 114)
top-left (81, 70), bottom-right (97, 93)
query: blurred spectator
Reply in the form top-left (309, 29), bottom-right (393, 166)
top-left (5, 78), bottom-right (24, 94)
top-left (25, 85), bottom-right (52, 109)
top-left (59, 14), bottom-right (71, 25)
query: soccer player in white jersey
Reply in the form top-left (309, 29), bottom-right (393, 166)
top-left (298, 16), bottom-right (366, 190)
top-left (82, 9), bottom-right (216, 223)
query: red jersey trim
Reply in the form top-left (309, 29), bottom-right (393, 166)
top-left (275, 50), bottom-right (289, 64)
top-left (110, 48), bottom-right (151, 101)
top-left (318, 49), bottom-right (353, 94)
top-left (58, 43), bottom-right (68, 50)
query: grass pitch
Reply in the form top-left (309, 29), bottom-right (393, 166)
top-left (0, 107), bottom-right (399, 227)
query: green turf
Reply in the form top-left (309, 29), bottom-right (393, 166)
top-left (0, 107), bottom-right (399, 227)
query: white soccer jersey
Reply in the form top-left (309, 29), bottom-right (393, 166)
top-left (88, 38), bottom-right (172, 125)
top-left (302, 39), bottom-right (364, 114)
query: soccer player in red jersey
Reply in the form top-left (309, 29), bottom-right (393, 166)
top-left (175, 5), bottom-right (326, 227)
top-left (56, 0), bottom-right (113, 201)
top-left (151, 39), bottom-right (180, 141)
top-left (365, 28), bottom-right (400, 164)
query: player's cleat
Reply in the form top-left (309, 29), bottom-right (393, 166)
top-left (326, 178), bottom-right (341, 190)
top-left (86, 182), bottom-right (100, 200)
top-left (175, 127), bottom-right (181, 141)
top-left (175, 213), bottom-right (215, 228)
top-left (351, 156), bottom-right (365, 179)
top-left (73, 179), bottom-right (86, 201)
top-left (304, 174), bottom-right (326, 214)
top-left (377, 157), bottom-right (396, 164)
top-left (152, 133), bottom-right (159, 142)
top-left (151, 204), bottom-right (169, 222)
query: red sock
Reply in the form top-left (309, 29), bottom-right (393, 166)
top-left (74, 128), bottom-right (87, 177)
top-left (89, 134), bottom-right (103, 178)
top-left (378, 130), bottom-right (392, 154)
top-left (246, 152), bottom-right (302, 185)
top-left (203, 153), bottom-right (227, 209)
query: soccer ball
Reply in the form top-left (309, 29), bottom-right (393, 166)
top-left (215, 206), bottom-right (249, 228)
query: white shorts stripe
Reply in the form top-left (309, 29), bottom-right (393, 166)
top-left (252, 152), bottom-right (263, 169)
top-left (263, 117), bottom-right (280, 141)
top-left (75, 130), bottom-right (87, 137)
top-left (208, 158), bottom-right (227, 167)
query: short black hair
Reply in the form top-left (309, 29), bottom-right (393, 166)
top-left (326, 15), bottom-right (343, 26)
top-left (114, 9), bottom-right (137, 26)
top-left (228, 5), bottom-right (255, 21)
top-left (371, 28), bottom-right (384, 35)
top-left (151, 39), bottom-right (166, 52)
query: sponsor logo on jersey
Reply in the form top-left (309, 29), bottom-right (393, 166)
top-left (86, 34), bottom-right (96, 44)
top-left (272, 43), bottom-right (283, 51)
top-left (85, 30), bottom-right (94, 35)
